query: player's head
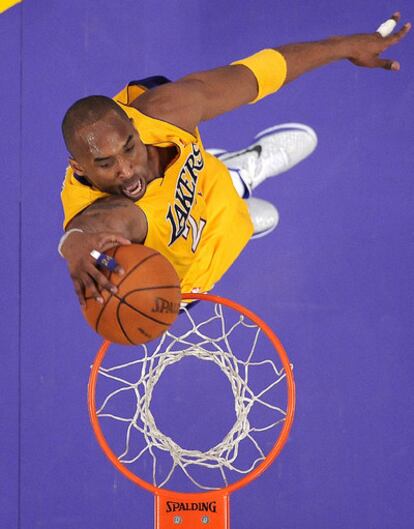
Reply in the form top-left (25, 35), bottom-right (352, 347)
top-left (62, 95), bottom-right (150, 200)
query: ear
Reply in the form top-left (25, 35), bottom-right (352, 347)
top-left (69, 157), bottom-right (86, 176)
top-left (130, 118), bottom-right (140, 138)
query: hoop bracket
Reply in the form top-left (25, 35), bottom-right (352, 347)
top-left (155, 491), bottom-right (229, 529)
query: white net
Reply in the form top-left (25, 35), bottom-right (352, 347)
top-left (94, 299), bottom-right (292, 492)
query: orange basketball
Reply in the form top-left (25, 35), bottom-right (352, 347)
top-left (83, 244), bottom-right (181, 345)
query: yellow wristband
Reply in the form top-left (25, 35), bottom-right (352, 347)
top-left (231, 49), bottom-right (287, 104)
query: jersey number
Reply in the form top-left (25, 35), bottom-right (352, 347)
top-left (183, 216), bottom-right (207, 252)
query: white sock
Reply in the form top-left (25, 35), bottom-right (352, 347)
top-left (228, 168), bottom-right (249, 198)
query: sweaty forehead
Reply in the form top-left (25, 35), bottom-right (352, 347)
top-left (74, 111), bottom-right (134, 159)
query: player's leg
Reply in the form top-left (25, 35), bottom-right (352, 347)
top-left (207, 150), bottom-right (279, 238)
top-left (216, 123), bottom-right (317, 197)
top-left (208, 123), bottom-right (317, 239)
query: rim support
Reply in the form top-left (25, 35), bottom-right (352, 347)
top-left (156, 491), bottom-right (230, 529)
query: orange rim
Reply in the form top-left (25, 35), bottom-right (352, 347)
top-left (88, 292), bottom-right (296, 499)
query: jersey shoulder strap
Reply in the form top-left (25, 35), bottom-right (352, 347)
top-left (113, 76), bottom-right (171, 105)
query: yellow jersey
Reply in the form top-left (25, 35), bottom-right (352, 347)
top-left (61, 78), bottom-right (253, 293)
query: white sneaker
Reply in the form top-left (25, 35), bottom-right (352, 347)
top-left (246, 197), bottom-right (279, 239)
top-left (217, 123), bottom-right (317, 196)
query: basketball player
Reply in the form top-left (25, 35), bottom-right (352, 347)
top-left (59, 13), bottom-right (410, 306)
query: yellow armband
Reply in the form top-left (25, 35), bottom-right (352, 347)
top-left (231, 49), bottom-right (287, 104)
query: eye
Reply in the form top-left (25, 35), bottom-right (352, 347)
top-left (125, 144), bottom-right (135, 153)
top-left (97, 160), bottom-right (113, 169)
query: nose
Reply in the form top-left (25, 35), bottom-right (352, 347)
top-left (117, 157), bottom-right (134, 180)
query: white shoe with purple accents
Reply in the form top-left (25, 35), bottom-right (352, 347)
top-left (245, 197), bottom-right (279, 239)
top-left (216, 122), bottom-right (317, 196)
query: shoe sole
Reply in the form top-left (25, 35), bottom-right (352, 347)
top-left (251, 221), bottom-right (279, 239)
top-left (254, 122), bottom-right (318, 147)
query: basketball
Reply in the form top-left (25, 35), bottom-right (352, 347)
top-left (83, 244), bottom-right (181, 345)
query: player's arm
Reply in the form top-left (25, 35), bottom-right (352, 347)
top-left (276, 13), bottom-right (410, 82)
top-left (133, 12), bottom-right (410, 132)
top-left (60, 196), bottom-right (147, 307)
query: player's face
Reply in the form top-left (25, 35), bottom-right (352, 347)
top-left (70, 112), bottom-right (152, 201)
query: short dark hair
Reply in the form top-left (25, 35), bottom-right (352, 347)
top-left (61, 95), bottom-right (129, 156)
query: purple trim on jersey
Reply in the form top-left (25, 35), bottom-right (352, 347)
top-left (74, 173), bottom-right (92, 187)
top-left (128, 75), bottom-right (171, 90)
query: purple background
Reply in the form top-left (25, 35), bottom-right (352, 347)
top-left (1, 1), bottom-right (413, 528)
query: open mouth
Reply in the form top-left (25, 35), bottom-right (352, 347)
top-left (121, 176), bottom-right (146, 199)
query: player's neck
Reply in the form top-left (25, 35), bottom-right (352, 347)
top-left (148, 145), bottom-right (178, 179)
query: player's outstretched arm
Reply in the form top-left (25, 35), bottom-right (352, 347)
top-left (60, 196), bottom-right (147, 307)
top-left (134, 12), bottom-right (410, 132)
top-left (279, 12), bottom-right (411, 83)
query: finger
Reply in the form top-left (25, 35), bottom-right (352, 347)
top-left (376, 18), bottom-right (397, 38)
top-left (88, 266), bottom-right (118, 295)
top-left (72, 278), bottom-right (86, 308)
top-left (98, 233), bottom-right (131, 251)
top-left (101, 260), bottom-right (125, 276)
top-left (112, 263), bottom-right (125, 275)
top-left (390, 12), bottom-right (401, 23)
top-left (90, 249), bottom-right (125, 275)
top-left (374, 56), bottom-right (400, 71)
top-left (82, 273), bottom-right (105, 304)
top-left (386, 22), bottom-right (411, 44)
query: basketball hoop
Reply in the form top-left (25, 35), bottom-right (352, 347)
top-left (88, 293), bottom-right (295, 528)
